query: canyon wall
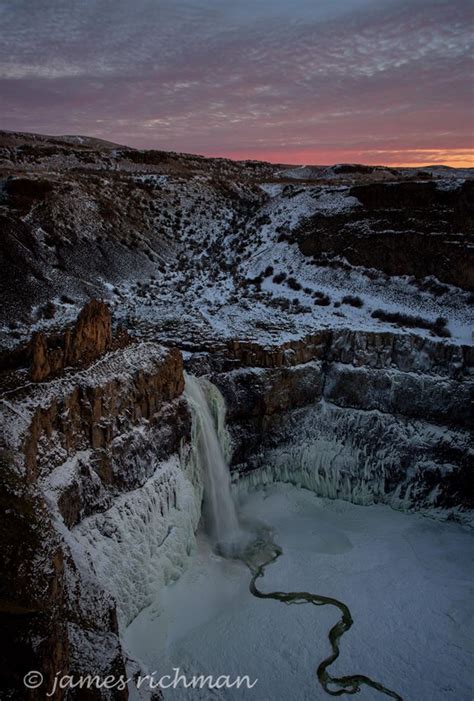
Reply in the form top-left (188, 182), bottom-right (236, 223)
top-left (1, 133), bottom-right (472, 698)
top-left (294, 180), bottom-right (474, 290)
top-left (202, 331), bottom-right (472, 518)
top-left (0, 322), bottom-right (198, 699)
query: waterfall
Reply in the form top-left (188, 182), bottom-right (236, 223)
top-left (184, 373), bottom-right (241, 553)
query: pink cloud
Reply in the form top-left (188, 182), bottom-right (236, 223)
top-left (0, 0), bottom-right (472, 166)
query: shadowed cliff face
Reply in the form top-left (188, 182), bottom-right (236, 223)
top-left (200, 330), bottom-right (473, 514)
top-left (1, 308), bottom-right (186, 699)
top-left (0, 462), bottom-right (71, 701)
top-left (294, 180), bottom-right (474, 290)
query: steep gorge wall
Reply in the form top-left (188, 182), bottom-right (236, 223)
top-left (204, 331), bottom-right (472, 518)
top-left (294, 180), bottom-right (474, 290)
top-left (0, 340), bottom-right (195, 699)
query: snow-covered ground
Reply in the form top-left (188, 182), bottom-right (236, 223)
top-left (1, 170), bottom-right (472, 351)
top-left (125, 484), bottom-right (473, 701)
top-left (101, 180), bottom-right (474, 346)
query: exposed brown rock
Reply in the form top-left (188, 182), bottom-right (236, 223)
top-left (67, 299), bottom-right (113, 365)
top-left (186, 330), bottom-right (470, 379)
top-left (226, 332), bottom-right (330, 369)
top-left (30, 331), bottom-right (51, 381)
top-left (25, 344), bottom-right (186, 488)
top-left (0, 459), bottom-right (127, 700)
top-left (30, 300), bottom-right (117, 382)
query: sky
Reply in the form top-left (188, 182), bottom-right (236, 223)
top-left (0, 0), bottom-right (473, 166)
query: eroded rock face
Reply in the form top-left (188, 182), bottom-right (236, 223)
top-left (183, 329), bottom-right (473, 518)
top-left (68, 299), bottom-right (113, 365)
top-left (30, 300), bottom-right (116, 382)
top-left (205, 332), bottom-right (473, 516)
top-left (1, 340), bottom-right (186, 699)
top-left (186, 330), bottom-right (471, 379)
top-left (294, 180), bottom-right (474, 290)
top-left (0, 452), bottom-right (127, 701)
top-left (23, 343), bottom-right (186, 490)
top-left (0, 463), bottom-right (70, 700)
top-left (234, 401), bottom-right (472, 512)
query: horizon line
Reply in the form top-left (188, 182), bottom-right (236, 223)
top-left (1, 127), bottom-right (473, 170)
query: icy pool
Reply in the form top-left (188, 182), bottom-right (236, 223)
top-left (125, 484), bottom-right (473, 701)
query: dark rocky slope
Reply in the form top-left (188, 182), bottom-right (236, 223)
top-left (295, 180), bottom-right (474, 289)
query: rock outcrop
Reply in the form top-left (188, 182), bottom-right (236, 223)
top-left (294, 180), bottom-right (474, 290)
top-left (219, 330), bottom-right (471, 377)
top-left (30, 300), bottom-right (117, 382)
top-left (0, 458), bottom-right (127, 701)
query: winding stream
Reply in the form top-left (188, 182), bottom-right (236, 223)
top-left (125, 482), bottom-right (472, 701)
top-left (191, 375), bottom-right (404, 700)
top-left (240, 528), bottom-right (403, 700)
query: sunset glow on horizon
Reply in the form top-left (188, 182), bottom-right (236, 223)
top-left (1, 0), bottom-right (473, 168)
top-left (199, 149), bottom-right (474, 169)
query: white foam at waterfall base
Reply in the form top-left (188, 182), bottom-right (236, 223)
top-left (124, 482), bottom-right (473, 701)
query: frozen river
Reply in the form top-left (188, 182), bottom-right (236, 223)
top-left (125, 483), bottom-right (473, 701)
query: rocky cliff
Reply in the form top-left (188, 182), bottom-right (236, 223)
top-left (0, 309), bottom-right (194, 699)
top-left (30, 299), bottom-right (115, 382)
top-left (184, 330), bottom-right (471, 518)
top-left (294, 180), bottom-right (474, 290)
top-left (1, 319), bottom-right (471, 697)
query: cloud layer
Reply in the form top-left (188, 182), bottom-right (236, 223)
top-left (0, 0), bottom-right (472, 165)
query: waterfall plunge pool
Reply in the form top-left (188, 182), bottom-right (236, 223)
top-left (124, 483), bottom-right (473, 701)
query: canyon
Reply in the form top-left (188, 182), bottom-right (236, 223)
top-left (0, 131), bottom-right (472, 699)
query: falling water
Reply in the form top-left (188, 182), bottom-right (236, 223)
top-left (184, 373), bottom-right (241, 553)
top-left (184, 373), bottom-right (402, 700)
